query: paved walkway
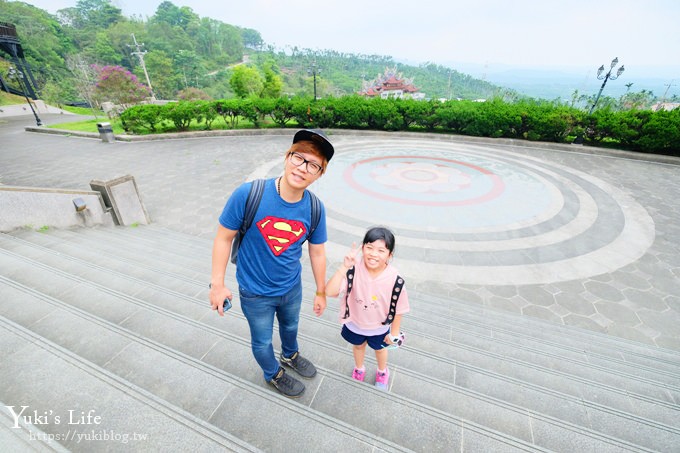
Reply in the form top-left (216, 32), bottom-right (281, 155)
top-left (0, 101), bottom-right (74, 119)
top-left (2, 113), bottom-right (680, 351)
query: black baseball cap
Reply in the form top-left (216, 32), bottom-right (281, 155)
top-left (293, 129), bottom-right (334, 162)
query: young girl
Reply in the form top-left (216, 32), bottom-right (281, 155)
top-left (325, 226), bottom-right (410, 390)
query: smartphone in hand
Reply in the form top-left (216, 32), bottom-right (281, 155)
top-left (209, 283), bottom-right (232, 313)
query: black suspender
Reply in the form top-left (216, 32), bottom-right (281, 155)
top-left (342, 266), bottom-right (404, 325)
top-left (384, 276), bottom-right (405, 325)
top-left (342, 266), bottom-right (355, 320)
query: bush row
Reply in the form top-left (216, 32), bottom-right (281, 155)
top-left (119, 96), bottom-right (680, 156)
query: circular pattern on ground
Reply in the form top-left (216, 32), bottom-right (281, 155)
top-left (253, 139), bottom-right (655, 285)
top-left (327, 147), bottom-right (556, 231)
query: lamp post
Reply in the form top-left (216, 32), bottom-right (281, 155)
top-left (8, 65), bottom-right (42, 126)
top-left (587, 57), bottom-right (625, 115)
top-left (573, 57), bottom-right (624, 144)
top-left (307, 61), bottom-right (320, 100)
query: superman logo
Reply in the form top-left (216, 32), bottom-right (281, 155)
top-left (257, 216), bottom-right (307, 256)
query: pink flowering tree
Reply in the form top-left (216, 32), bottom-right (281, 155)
top-left (93, 65), bottom-right (151, 108)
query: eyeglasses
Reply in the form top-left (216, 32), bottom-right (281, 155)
top-left (288, 152), bottom-right (323, 175)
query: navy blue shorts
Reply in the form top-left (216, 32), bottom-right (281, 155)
top-left (341, 325), bottom-right (389, 350)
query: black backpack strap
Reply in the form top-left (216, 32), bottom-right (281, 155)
top-left (304, 189), bottom-right (321, 243)
top-left (230, 179), bottom-right (266, 264)
top-left (342, 266), bottom-right (355, 319)
top-left (242, 179), bottom-right (266, 233)
top-left (382, 275), bottom-right (405, 325)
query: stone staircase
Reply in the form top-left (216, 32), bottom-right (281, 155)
top-left (1, 225), bottom-right (679, 452)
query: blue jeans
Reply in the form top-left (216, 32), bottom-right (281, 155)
top-left (239, 282), bottom-right (303, 381)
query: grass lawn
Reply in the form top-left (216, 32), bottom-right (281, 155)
top-left (3, 94), bottom-right (291, 134)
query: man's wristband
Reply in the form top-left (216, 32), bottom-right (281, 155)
top-left (315, 291), bottom-right (326, 297)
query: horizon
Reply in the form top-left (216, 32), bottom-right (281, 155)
top-left (11, 0), bottom-right (680, 100)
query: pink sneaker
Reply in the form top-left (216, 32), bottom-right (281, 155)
top-left (352, 367), bottom-right (365, 382)
top-left (375, 368), bottom-right (389, 390)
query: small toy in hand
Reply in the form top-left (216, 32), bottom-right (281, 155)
top-left (382, 331), bottom-right (405, 350)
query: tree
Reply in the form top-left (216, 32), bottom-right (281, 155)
top-left (91, 31), bottom-right (122, 65)
top-left (241, 28), bottom-right (263, 49)
top-left (229, 65), bottom-right (263, 98)
top-left (145, 21), bottom-right (194, 56)
top-left (143, 51), bottom-right (178, 99)
top-left (152, 1), bottom-right (198, 29)
top-left (569, 89), bottom-right (589, 109)
top-left (65, 54), bottom-right (98, 110)
top-left (93, 65), bottom-right (150, 106)
top-left (102, 20), bottom-right (147, 69)
top-left (192, 17), bottom-right (243, 65)
top-left (70, 0), bottom-right (123, 29)
top-left (174, 49), bottom-right (205, 89)
top-left (260, 59), bottom-right (283, 98)
top-left (0, 2), bottom-right (76, 95)
top-left (38, 80), bottom-right (64, 107)
top-left (619, 89), bottom-right (655, 111)
top-left (3, 1), bottom-right (516, 107)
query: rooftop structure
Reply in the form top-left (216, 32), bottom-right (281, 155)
top-left (359, 67), bottom-right (425, 100)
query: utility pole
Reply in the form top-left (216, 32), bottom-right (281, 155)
top-left (128, 33), bottom-right (155, 100)
top-left (656, 80), bottom-right (676, 111)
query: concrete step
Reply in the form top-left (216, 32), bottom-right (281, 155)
top-left (0, 280), bottom-right (417, 452)
top-left (0, 402), bottom-right (70, 453)
top-left (0, 275), bottom-right (533, 452)
top-left (6, 228), bottom-right (680, 398)
top-left (3, 227), bottom-right (680, 451)
top-left (16, 225), bottom-right (680, 366)
top-left (9, 229), bottom-right (680, 443)
top-left (0, 318), bottom-right (260, 452)
top-left (35, 224), bottom-right (680, 371)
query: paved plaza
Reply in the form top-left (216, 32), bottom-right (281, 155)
top-left (2, 111), bottom-right (680, 351)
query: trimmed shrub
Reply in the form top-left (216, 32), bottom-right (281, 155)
top-left (117, 97), bottom-right (678, 157)
top-left (120, 104), bottom-right (164, 133)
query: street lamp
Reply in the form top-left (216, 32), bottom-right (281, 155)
top-left (307, 61), bottom-right (320, 100)
top-left (573, 57), bottom-right (624, 144)
top-left (587, 57), bottom-right (625, 115)
top-left (8, 65), bottom-right (42, 126)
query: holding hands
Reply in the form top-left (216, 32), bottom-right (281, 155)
top-left (313, 294), bottom-right (326, 316)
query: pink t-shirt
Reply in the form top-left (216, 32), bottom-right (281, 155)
top-left (338, 258), bottom-right (410, 330)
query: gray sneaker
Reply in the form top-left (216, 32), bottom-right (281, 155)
top-left (268, 367), bottom-right (305, 398)
top-left (280, 351), bottom-right (317, 378)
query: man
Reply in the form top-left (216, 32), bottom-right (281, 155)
top-left (210, 129), bottom-right (333, 397)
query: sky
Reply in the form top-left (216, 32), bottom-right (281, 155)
top-left (15, 0), bottom-right (680, 83)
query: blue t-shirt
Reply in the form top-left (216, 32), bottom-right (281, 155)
top-left (219, 178), bottom-right (327, 296)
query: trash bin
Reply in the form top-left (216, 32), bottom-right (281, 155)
top-left (96, 122), bottom-right (115, 143)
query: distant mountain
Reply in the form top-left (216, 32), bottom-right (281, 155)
top-left (437, 62), bottom-right (678, 101)
top-left (486, 70), bottom-right (673, 101)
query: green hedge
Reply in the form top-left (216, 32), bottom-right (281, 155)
top-left (120, 97), bottom-right (680, 156)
